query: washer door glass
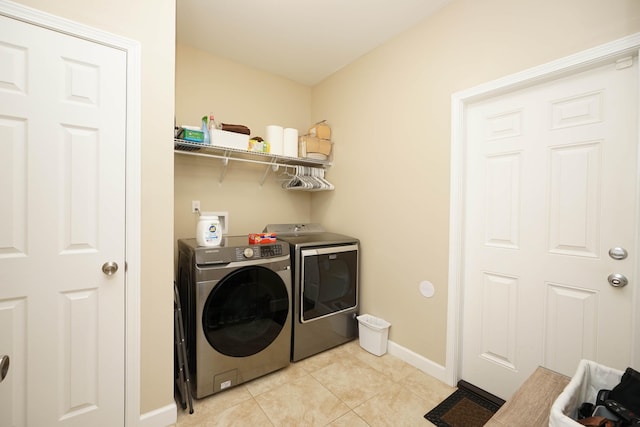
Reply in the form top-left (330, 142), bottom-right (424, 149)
top-left (202, 265), bottom-right (289, 357)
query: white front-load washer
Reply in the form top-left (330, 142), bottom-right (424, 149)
top-left (176, 236), bottom-right (291, 398)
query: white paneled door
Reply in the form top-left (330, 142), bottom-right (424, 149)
top-left (0, 14), bottom-right (126, 427)
top-left (461, 58), bottom-right (638, 399)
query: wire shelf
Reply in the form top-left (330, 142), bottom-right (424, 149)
top-left (174, 139), bottom-right (332, 168)
top-left (174, 139), bottom-right (333, 189)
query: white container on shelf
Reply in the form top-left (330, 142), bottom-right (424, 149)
top-left (356, 314), bottom-right (391, 356)
top-left (210, 129), bottom-right (250, 150)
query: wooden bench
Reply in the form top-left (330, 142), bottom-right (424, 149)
top-left (485, 367), bottom-right (571, 427)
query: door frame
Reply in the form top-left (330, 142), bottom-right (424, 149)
top-left (0, 1), bottom-right (142, 425)
top-left (446, 33), bottom-right (640, 386)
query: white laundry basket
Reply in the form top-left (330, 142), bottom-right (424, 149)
top-left (549, 360), bottom-right (624, 426)
top-left (356, 314), bottom-right (391, 356)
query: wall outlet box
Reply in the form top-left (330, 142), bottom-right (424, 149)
top-left (200, 211), bottom-right (228, 234)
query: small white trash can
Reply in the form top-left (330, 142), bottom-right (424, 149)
top-left (357, 314), bottom-right (391, 356)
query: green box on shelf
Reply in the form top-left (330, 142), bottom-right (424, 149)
top-left (182, 129), bottom-right (204, 142)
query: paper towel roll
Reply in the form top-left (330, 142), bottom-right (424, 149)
top-left (266, 125), bottom-right (284, 155)
top-left (283, 128), bottom-right (299, 157)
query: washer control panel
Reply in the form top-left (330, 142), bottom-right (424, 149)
top-left (235, 243), bottom-right (284, 260)
top-left (187, 236), bottom-right (289, 266)
top-left (258, 244), bottom-right (284, 257)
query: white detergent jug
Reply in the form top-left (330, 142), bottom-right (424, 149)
top-left (196, 214), bottom-right (222, 247)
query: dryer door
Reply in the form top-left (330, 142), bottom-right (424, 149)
top-left (300, 244), bottom-right (358, 323)
top-left (202, 266), bottom-right (289, 357)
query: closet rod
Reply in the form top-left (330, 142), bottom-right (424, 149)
top-left (176, 149), bottom-right (292, 185)
top-left (176, 149), bottom-right (299, 170)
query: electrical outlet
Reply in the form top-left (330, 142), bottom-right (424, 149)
top-left (191, 200), bottom-right (200, 213)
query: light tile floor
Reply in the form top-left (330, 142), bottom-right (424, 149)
top-left (174, 340), bottom-right (455, 426)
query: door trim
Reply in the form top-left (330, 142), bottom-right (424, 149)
top-left (447, 33), bottom-right (640, 386)
top-left (0, 1), bottom-right (143, 425)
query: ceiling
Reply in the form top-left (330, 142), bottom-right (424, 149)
top-left (176, 0), bottom-right (451, 86)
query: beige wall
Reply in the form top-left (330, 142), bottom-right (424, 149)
top-left (311, 0), bottom-right (640, 365)
top-left (12, 0), bottom-right (640, 420)
top-left (11, 0), bottom-right (176, 415)
top-left (174, 43), bottom-right (314, 243)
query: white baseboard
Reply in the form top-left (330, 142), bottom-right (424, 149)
top-left (139, 402), bottom-right (177, 427)
top-left (387, 340), bottom-right (452, 386)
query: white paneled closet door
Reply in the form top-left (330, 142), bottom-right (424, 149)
top-left (0, 13), bottom-right (127, 427)
top-left (461, 57), bottom-right (638, 399)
